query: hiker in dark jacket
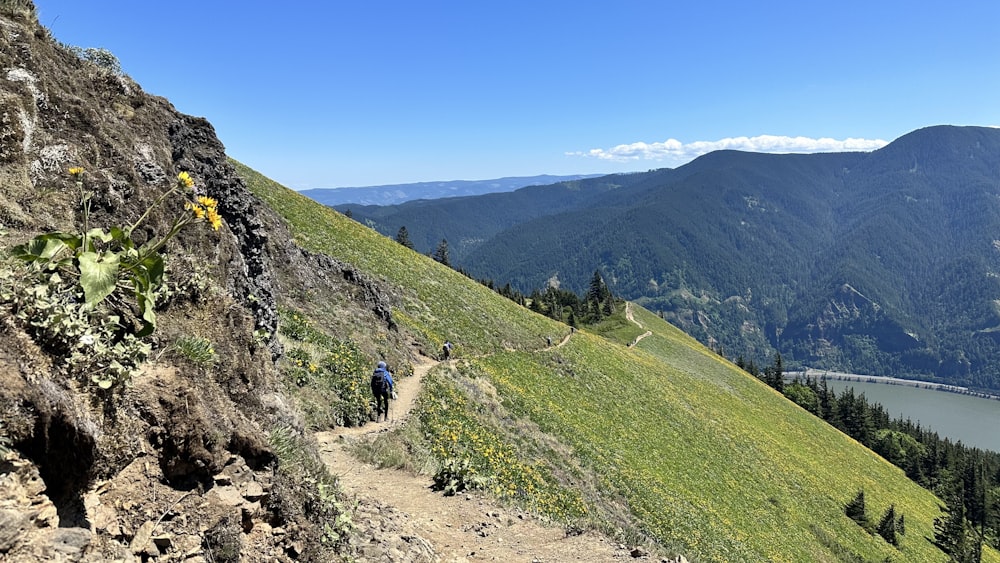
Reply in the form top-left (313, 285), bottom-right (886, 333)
top-left (371, 361), bottom-right (395, 422)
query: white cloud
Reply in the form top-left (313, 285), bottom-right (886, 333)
top-left (568, 134), bottom-right (889, 166)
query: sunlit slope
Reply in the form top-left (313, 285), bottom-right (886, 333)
top-left (472, 306), bottom-right (984, 561)
top-left (233, 159), bottom-right (561, 354)
top-left (233, 160), bottom-right (992, 562)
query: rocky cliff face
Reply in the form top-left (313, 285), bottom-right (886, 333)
top-left (0, 4), bottom-right (399, 561)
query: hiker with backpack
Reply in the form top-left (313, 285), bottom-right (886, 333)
top-left (442, 340), bottom-right (453, 360)
top-left (371, 361), bottom-right (395, 422)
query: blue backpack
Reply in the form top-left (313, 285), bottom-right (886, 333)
top-left (371, 368), bottom-right (389, 395)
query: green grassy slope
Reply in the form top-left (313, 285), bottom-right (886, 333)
top-left (480, 305), bottom-right (964, 561)
top-left (233, 160), bottom-right (561, 355)
top-left (233, 160), bottom-right (996, 562)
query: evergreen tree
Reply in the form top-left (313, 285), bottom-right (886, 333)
top-left (961, 455), bottom-right (988, 540)
top-left (587, 269), bottom-right (609, 304)
top-left (528, 289), bottom-right (543, 313)
top-left (819, 376), bottom-right (836, 421)
top-left (432, 239), bottom-right (451, 267)
top-left (763, 352), bottom-right (784, 392)
top-left (602, 294), bottom-right (615, 316)
top-left (934, 479), bottom-right (982, 563)
top-left (771, 352), bottom-right (784, 392)
top-left (845, 489), bottom-right (869, 530)
top-left (395, 226), bottom-right (414, 249)
top-left (587, 270), bottom-right (611, 320)
top-left (876, 504), bottom-right (899, 546)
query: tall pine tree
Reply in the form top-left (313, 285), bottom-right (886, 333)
top-left (432, 239), bottom-right (451, 267)
top-left (845, 489), bottom-right (869, 530)
top-left (876, 504), bottom-right (900, 546)
top-left (587, 270), bottom-right (611, 321)
top-left (934, 478), bottom-right (982, 563)
top-left (395, 226), bottom-right (414, 249)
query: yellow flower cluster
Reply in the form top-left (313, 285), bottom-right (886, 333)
top-left (186, 195), bottom-right (223, 231)
top-left (419, 374), bottom-right (588, 521)
top-left (177, 171), bottom-right (194, 188)
top-left (277, 309), bottom-right (374, 425)
top-left (68, 167), bottom-right (85, 177)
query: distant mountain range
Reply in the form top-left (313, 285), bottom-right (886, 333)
top-left (340, 125), bottom-right (1000, 390)
top-left (300, 174), bottom-right (604, 206)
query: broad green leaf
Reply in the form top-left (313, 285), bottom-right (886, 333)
top-left (86, 228), bottom-right (113, 244)
top-left (12, 235), bottom-right (70, 262)
top-left (136, 320), bottom-right (155, 338)
top-left (78, 251), bottom-right (120, 308)
top-left (140, 254), bottom-right (165, 288)
top-left (135, 288), bottom-right (157, 337)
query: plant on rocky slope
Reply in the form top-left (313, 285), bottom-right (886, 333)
top-left (268, 425), bottom-right (354, 548)
top-left (172, 335), bottom-right (217, 366)
top-left (0, 168), bottom-right (222, 389)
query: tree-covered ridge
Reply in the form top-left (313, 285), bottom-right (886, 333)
top-left (344, 125), bottom-right (1000, 390)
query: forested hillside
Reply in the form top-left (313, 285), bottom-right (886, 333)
top-left (342, 126), bottom-right (1000, 390)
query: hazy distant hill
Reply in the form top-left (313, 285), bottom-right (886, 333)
top-left (343, 125), bottom-right (1000, 390)
top-left (301, 174), bottom-right (603, 205)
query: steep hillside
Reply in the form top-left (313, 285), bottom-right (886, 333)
top-left (238, 159), bottom-right (992, 561)
top-left (345, 126), bottom-right (1000, 389)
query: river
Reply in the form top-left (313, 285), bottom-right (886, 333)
top-left (799, 376), bottom-right (1000, 453)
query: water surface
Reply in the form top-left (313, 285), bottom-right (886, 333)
top-left (824, 379), bottom-right (1000, 453)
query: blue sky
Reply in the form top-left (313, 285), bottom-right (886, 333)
top-left (32, 1), bottom-right (1000, 189)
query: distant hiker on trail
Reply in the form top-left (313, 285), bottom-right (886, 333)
top-left (371, 361), bottom-right (394, 422)
top-left (547, 336), bottom-right (552, 347)
top-left (442, 340), bottom-right (453, 360)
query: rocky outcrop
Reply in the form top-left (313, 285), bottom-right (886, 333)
top-left (0, 5), bottom-right (336, 561)
top-left (167, 116), bottom-right (279, 356)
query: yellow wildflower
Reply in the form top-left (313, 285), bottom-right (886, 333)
top-left (177, 171), bottom-right (194, 188)
top-left (188, 202), bottom-right (206, 219)
top-left (197, 195), bottom-right (218, 209)
top-left (68, 167), bottom-right (85, 177)
top-left (206, 208), bottom-right (223, 231)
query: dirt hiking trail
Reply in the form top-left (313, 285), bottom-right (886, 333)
top-left (625, 303), bottom-right (653, 347)
top-left (315, 353), bottom-right (649, 562)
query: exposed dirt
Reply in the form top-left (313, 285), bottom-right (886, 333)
top-left (315, 356), bottom-right (651, 563)
top-left (625, 303), bottom-right (652, 347)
